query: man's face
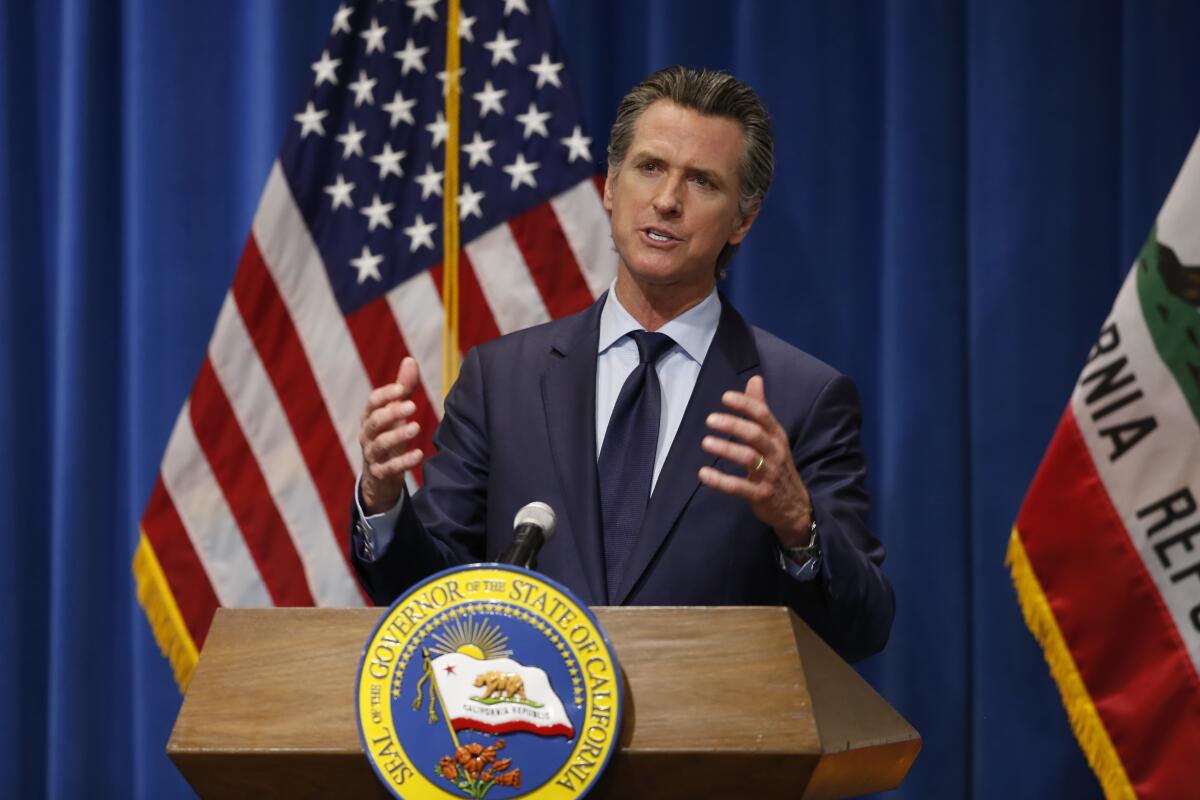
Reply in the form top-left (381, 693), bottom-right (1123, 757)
top-left (603, 100), bottom-right (757, 296)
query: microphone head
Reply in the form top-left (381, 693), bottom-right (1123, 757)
top-left (513, 501), bottom-right (556, 543)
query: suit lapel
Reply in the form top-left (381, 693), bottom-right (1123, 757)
top-left (541, 296), bottom-right (609, 605)
top-left (611, 297), bottom-right (761, 605)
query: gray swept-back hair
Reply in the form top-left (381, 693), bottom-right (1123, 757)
top-left (606, 65), bottom-right (774, 278)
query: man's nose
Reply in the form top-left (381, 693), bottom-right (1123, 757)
top-left (651, 175), bottom-right (683, 216)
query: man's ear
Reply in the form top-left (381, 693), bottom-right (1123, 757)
top-left (602, 168), bottom-right (615, 212)
top-left (727, 199), bottom-right (760, 246)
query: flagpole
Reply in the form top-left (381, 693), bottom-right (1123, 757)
top-left (424, 648), bottom-right (462, 750)
top-left (441, 0), bottom-right (462, 397)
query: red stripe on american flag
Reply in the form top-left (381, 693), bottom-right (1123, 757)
top-left (430, 250), bottom-right (501, 352)
top-left (592, 172), bottom-right (606, 197)
top-left (344, 294), bottom-right (439, 484)
top-left (1017, 409), bottom-right (1200, 797)
top-left (142, 477), bottom-right (221, 647)
top-left (508, 202), bottom-right (596, 319)
top-left (190, 358), bottom-right (316, 605)
top-left (230, 236), bottom-right (358, 568)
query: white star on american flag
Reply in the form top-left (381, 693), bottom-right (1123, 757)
top-left (330, 3), bottom-right (353, 35)
top-left (370, 143), bottom-right (405, 179)
top-left (561, 126), bottom-right (592, 163)
top-left (407, 0), bottom-right (438, 23)
top-left (458, 14), bottom-right (477, 42)
top-left (414, 163), bottom-right (444, 200)
top-left (359, 18), bottom-right (388, 54)
top-left (336, 122), bottom-right (367, 159)
top-left (348, 71), bottom-right (377, 107)
top-left (425, 112), bottom-right (449, 147)
top-left (360, 194), bottom-right (395, 231)
top-left (393, 38), bottom-right (428, 75)
top-left (350, 245), bottom-right (384, 283)
top-left (516, 102), bottom-right (551, 139)
top-left (311, 50), bottom-right (341, 86)
top-left (503, 153), bottom-right (539, 190)
top-left (323, 174), bottom-right (355, 210)
top-left (462, 132), bottom-right (496, 168)
top-left (528, 53), bottom-right (563, 89)
top-left (483, 30), bottom-right (520, 67)
top-left (382, 91), bottom-right (417, 128)
top-left (404, 214), bottom-right (437, 252)
top-left (458, 183), bottom-right (485, 220)
top-left (473, 81), bottom-right (507, 118)
top-left (293, 102), bottom-right (327, 138)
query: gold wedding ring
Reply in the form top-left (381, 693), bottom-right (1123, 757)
top-left (750, 454), bottom-right (766, 477)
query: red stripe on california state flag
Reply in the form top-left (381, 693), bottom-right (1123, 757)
top-left (190, 358), bottom-right (316, 605)
top-left (508, 202), bottom-right (596, 319)
top-left (344, 294), bottom-right (439, 482)
top-left (430, 251), bottom-right (502, 353)
top-left (141, 477), bottom-right (220, 647)
top-left (450, 717), bottom-right (574, 739)
top-left (1017, 408), bottom-right (1200, 797)
top-left (230, 236), bottom-right (357, 545)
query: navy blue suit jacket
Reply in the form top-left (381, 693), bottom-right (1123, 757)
top-left (352, 294), bottom-right (894, 662)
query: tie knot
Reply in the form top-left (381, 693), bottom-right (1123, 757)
top-left (629, 330), bottom-right (675, 365)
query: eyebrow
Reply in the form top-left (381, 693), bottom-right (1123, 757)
top-left (628, 148), bottom-right (725, 181)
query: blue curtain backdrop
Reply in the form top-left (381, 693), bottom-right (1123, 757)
top-left (3, 0), bottom-right (1198, 797)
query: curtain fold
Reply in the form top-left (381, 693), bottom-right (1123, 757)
top-left (3, 1), bottom-right (1198, 796)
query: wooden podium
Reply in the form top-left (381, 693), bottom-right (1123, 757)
top-left (168, 607), bottom-right (919, 798)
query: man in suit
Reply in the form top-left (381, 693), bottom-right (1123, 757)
top-left (352, 66), bottom-right (894, 663)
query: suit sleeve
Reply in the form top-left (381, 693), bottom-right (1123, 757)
top-left (779, 373), bottom-right (895, 662)
top-left (350, 347), bottom-right (491, 605)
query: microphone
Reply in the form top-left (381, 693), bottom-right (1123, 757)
top-left (498, 501), bottom-right (557, 570)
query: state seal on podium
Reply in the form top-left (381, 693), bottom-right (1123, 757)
top-left (357, 565), bottom-right (623, 799)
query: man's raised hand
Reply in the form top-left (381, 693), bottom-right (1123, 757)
top-left (359, 356), bottom-right (425, 515)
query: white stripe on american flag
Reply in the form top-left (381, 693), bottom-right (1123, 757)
top-left (551, 179), bottom-right (618, 299)
top-left (160, 400), bottom-right (272, 607)
top-left (253, 162), bottom-right (369, 470)
top-left (207, 295), bottom-right (364, 607)
top-left (387, 272), bottom-right (447, 419)
top-left (466, 222), bottom-right (552, 334)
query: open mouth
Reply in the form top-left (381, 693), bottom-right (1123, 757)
top-left (644, 228), bottom-right (679, 243)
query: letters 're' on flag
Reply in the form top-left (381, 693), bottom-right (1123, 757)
top-left (1009, 132), bottom-right (1200, 799)
top-left (133, 0), bottom-right (616, 690)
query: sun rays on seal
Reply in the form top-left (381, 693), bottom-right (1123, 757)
top-left (429, 615), bottom-right (512, 660)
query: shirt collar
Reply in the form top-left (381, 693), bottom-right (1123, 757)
top-left (598, 280), bottom-right (722, 365)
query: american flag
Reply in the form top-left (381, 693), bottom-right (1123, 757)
top-left (133, 0), bottom-right (615, 688)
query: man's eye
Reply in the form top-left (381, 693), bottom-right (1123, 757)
top-left (694, 175), bottom-right (709, 186)
top-left (639, 162), bottom-right (658, 173)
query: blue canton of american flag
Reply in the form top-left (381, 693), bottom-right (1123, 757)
top-left (135, 0), bottom-right (615, 688)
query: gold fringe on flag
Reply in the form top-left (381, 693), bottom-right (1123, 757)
top-left (441, 0), bottom-right (462, 396)
top-left (132, 532), bottom-right (200, 692)
top-left (1006, 528), bottom-right (1135, 799)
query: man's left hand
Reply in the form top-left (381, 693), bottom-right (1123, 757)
top-left (698, 375), bottom-right (813, 548)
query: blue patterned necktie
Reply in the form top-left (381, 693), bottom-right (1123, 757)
top-left (599, 330), bottom-right (676, 601)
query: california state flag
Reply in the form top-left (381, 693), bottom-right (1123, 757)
top-left (1010, 131), bottom-right (1200, 800)
top-left (428, 653), bottom-right (575, 738)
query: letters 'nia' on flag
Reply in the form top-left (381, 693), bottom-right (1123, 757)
top-left (132, 0), bottom-right (617, 690)
top-left (422, 653), bottom-right (574, 738)
top-left (1009, 132), bottom-right (1200, 799)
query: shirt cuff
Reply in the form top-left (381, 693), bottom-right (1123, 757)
top-left (354, 473), bottom-right (405, 562)
top-left (777, 545), bottom-right (822, 582)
